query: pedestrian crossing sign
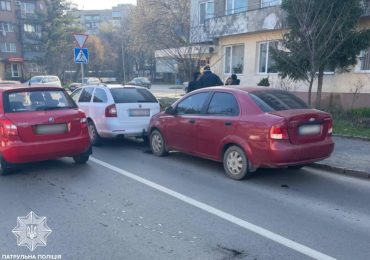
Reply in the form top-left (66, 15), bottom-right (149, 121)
top-left (74, 48), bottom-right (89, 64)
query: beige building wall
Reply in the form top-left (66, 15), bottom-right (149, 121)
top-left (209, 28), bottom-right (370, 95)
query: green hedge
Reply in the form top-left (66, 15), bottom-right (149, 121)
top-left (350, 107), bottom-right (370, 118)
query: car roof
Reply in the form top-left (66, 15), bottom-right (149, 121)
top-left (0, 84), bottom-right (64, 93)
top-left (83, 84), bottom-right (147, 89)
top-left (193, 86), bottom-right (285, 94)
top-left (31, 75), bottom-right (59, 78)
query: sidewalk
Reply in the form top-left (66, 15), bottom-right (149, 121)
top-left (311, 136), bottom-right (370, 178)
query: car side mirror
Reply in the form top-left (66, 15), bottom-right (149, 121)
top-left (165, 106), bottom-right (176, 115)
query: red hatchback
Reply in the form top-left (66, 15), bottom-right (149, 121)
top-left (149, 87), bottom-right (334, 180)
top-left (0, 85), bottom-right (91, 175)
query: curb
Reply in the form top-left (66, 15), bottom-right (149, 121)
top-left (333, 134), bottom-right (370, 142)
top-left (309, 163), bottom-right (370, 179)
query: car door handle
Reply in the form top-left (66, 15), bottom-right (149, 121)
top-left (188, 119), bottom-right (195, 124)
top-left (224, 122), bottom-right (232, 126)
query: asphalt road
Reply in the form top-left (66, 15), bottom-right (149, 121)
top-left (0, 138), bottom-right (370, 260)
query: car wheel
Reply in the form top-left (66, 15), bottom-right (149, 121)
top-left (88, 120), bottom-right (101, 146)
top-left (0, 157), bottom-right (11, 176)
top-left (150, 130), bottom-right (167, 156)
top-left (73, 151), bottom-right (90, 164)
top-left (223, 146), bottom-right (252, 180)
top-left (288, 165), bottom-right (305, 170)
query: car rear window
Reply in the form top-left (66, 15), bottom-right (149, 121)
top-left (110, 88), bottom-right (157, 103)
top-left (249, 90), bottom-right (308, 112)
top-left (3, 89), bottom-right (77, 113)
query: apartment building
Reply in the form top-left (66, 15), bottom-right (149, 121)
top-left (74, 4), bottom-right (133, 35)
top-left (190, 0), bottom-right (370, 107)
top-left (0, 0), bottom-right (45, 81)
top-left (0, 0), bottom-right (22, 80)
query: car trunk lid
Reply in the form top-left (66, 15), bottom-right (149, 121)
top-left (5, 109), bottom-right (83, 142)
top-left (270, 109), bottom-right (332, 144)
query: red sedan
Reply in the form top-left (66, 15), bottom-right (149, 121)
top-left (0, 85), bottom-right (91, 175)
top-left (148, 87), bottom-right (334, 180)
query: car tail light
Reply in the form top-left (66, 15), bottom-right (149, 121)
top-left (105, 104), bottom-right (117, 117)
top-left (80, 117), bottom-right (88, 128)
top-left (0, 118), bottom-right (18, 139)
top-left (270, 124), bottom-right (289, 140)
top-left (328, 120), bottom-right (333, 135)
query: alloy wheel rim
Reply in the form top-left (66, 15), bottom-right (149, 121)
top-left (88, 123), bottom-right (96, 142)
top-left (226, 151), bottom-right (243, 175)
top-left (152, 134), bottom-right (162, 153)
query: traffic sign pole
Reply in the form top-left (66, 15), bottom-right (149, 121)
top-left (81, 63), bottom-right (84, 86)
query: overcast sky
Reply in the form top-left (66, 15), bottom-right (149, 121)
top-left (72, 0), bottom-right (136, 10)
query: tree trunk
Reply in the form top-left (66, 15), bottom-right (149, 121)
top-left (307, 78), bottom-right (314, 107)
top-left (316, 68), bottom-right (324, 109)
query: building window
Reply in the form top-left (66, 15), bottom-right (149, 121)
top-left (224, 45), bottom-right (244, 74)
top-left (11, 63), bottom-right (20, 78)
top-left (112, 11), bottom-right (121, 18)
top-left (0, 22), bottom-right (14, 33)
top-left (261, 0), bottom-right (282, 8)
top-left (199, 1), bottom-right (214, 24)
top-left (0, 42), bottom-right (16, 53)
top-left (225, 0), bottom-right (248, 15)
top-left (24, 24), bottom-right (40, 33)
top-left (21, 2), bottom-right (35, 14)
top-left (359, 48), bottom-right (370, 71)
top-left (0, 0), bottom-right (11, 11)
top-left (258, 41), bottom-right (278, 74)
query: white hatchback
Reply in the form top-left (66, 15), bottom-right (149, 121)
top-left (71, 84), bottom-right (160, 145)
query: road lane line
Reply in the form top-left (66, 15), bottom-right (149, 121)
top-left (90, 157), bottom-right (336, 260)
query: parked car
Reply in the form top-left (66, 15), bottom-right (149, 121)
top-left (67, 77), bottom-right (101, 92)
top-left (0, 85), bottom-right (91, 175)
top-left (28, 75), bottom-right (62, 87)
top-left (127, 77), bottom-right (152, 89)
top-left (71, 84), bottom-right (160, 145)
top-left (148, 87), bottom-right (334, 180)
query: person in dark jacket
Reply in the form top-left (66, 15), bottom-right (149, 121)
top-left (187, 71), bottom-right (201, 93)
top-left (198, 65), bottom-right (223, 88)
top-left (225, 74), bottom-right (240, 85)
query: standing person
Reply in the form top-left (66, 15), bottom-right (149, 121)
top-left (225, 74), bottom-right (240, 85)
top-left (187, 71), bottom-right (201, 93)
top-left (198, 65), bottom-right (223, 88)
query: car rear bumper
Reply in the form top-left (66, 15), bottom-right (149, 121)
top-left (1, 136), bottom-right (91, 164)
top-left (98, 119), bottom-right (150, 138)
top-left (252, 138), bottom-right (335, 168)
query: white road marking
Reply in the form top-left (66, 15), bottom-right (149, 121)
top-left (91, 157), bottom-right (336, 260)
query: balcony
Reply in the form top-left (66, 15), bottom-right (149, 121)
top-left (191, 0), bottom-right (284, 43)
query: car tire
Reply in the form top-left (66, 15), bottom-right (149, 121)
top-left (288, 165), bottom-right (305, 170)
top-left (73, 152), bottom-right (90, 164)
top-left (223, 146), bottom-right (252, 180)
top-left (150, 130), bottom-right (167, 156)
top-left (88, 120), bottom-right (101, 146)
top-left (0, 157), bottom-right (11, 176)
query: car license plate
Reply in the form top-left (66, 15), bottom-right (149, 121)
top-left (299, 124), bottom-right (321, 135)
top-left (129, 109), bottom-right (150, 117)
top-left (35, 124), bottom-right (67, 135)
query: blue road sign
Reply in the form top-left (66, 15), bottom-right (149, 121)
top-left (74, 48), bottom-right (89, 64)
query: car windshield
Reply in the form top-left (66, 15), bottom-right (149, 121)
top-left (249, 90), bottom-right (308, 112)
top-left (30, 77), bottom-right (44, 83)
top-left (3, 89), bottom-right (77, 113)
top-left (110, 88), bottom-right (157, 103)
